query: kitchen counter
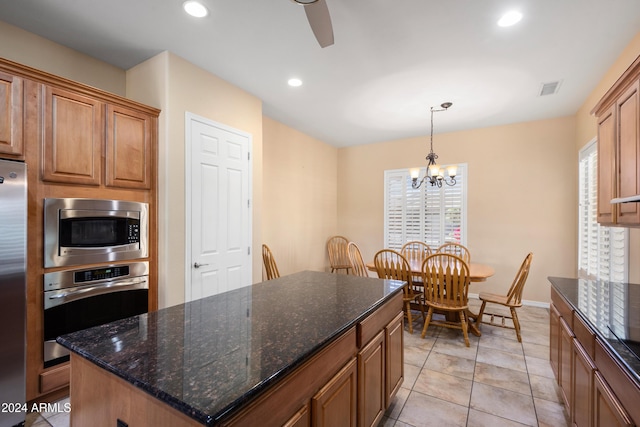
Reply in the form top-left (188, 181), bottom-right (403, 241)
top-left (57, 270), bottom-right (405, 426)
top-left (548, 276), bottom-right (640, 383)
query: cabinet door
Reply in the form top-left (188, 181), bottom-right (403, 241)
top-left (283, 403), bottom-right (310, 427)
top-left (385, 311), bottom-right (404, 406)
top-left (550, 304), bottom-right (560, 381)
top-left (106, 104), bottom-right (153, 189)
top-left (616, 80), bottom-right (640, 224)
top-left (312, 358), bottom-right (357, 427)
top-left (572, 339), bottom-right (595, 427)
top-left (559, 318), bottom-right (574, 417)
top-left (593, 372), bottom-right (633, 427)
top-left (358, 331), bottom-right (385, 427)
top-left (42, 86), bottom-right (103, 185)
top-left (597, 104), bottom-right (616, 224)
top-left (0, 71), bottom-right (23, 157)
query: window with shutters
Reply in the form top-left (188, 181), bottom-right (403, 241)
top-left (384, 164), bottom-right (467, 251)
top-left (578, 140), bottom-right (628, 282)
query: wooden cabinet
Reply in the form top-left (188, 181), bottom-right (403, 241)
top-left (573, 339), bottom-right (596, 427)
top-left (42, 86), bottom-right (103, 185)
top-left (0, 71), bottom-right (23, 157)
top-left (594, 372), bottom-right (633, 427)
top-left (593, 55), bottom-right (640, 225)
top-left (42, 87), bottom-right (155, 189)
top-left (551, 284), bottom-right (638, 427)
top-left (106, 104), bottom-right (154, 189)
top-left (312, 358), bottom-right (358, 427)
top-left (385, 312), bottom-right (404, 407)
top-left (358, 331), bottom-right (385, 427)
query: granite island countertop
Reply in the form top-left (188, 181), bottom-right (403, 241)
top-left (548, 276), bottom-right (640, 383)
top-left (57, 270), bottom-right (405, 426)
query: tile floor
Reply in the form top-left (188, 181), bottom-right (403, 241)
top-left (25, 299), bottom-right (568, 427)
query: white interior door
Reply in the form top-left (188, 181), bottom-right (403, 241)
top-left (186, 113), bottom-right (252, 301)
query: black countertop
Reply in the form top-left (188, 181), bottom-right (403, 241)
top-left (548, 276), bottom-right (640, 383)
top-left (57, 270), bottom-right (405, 426)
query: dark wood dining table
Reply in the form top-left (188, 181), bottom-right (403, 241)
top-left (366, 260), bottom-right (495, 336)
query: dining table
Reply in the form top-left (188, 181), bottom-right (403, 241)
top-left (366, 260), bottom-right (495, 336)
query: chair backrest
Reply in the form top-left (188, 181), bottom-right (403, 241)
top-left (347, 242), bottom-right (368, 277)
top-left (401, 241), bottom-right (432, 268)
top-left (373, 249), bottom-right (414, 295)
top-left (262, 244), bottom-right (280, 280)
top-left (327, 236), bottom-right (350, 270)
top-left (437, 242), bottom-right (471, 264)
top-left (506, 252), bottom-right (533, 306)
top-left (421, 253), bottom-right (470, 308)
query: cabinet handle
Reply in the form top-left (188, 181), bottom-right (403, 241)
top-left (193, 262), bottom-right (210, 269)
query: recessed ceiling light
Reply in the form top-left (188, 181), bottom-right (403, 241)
top-left (288, 78), bottom-right (303, 87)
top-left (497, 11), bottom-right (522, 27)
top-left (183, 1), bottom-right (208, 18)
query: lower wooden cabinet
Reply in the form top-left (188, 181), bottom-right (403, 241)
top-left (385, 312), bottom-right (404, 406)
top-left (550, 304), bottom-right (560, 380)
top-left (358, 331), bottom-right (385, 427)
top-left (573, 339), bottom-right (595, 427)
top-left (594, 372), bottom-right (633, 427)
top-left (559, 317), bottom-right (574, 413)
top-left (312, 358), bottom-right (358, 427)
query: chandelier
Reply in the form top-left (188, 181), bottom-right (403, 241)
top-left (411, 102), bottom-right (457, 189)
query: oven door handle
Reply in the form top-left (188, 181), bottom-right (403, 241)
top-left (44, 277), bottom-right (148, 309)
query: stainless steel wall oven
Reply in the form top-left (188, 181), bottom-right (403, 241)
top-left (44, 198), bottom-right (148, 268)
top-left (43, 261), bottom-right (149, 367)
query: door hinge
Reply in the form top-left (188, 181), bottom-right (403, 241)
top-left (247, 247), bottom-right (251, 255)
top-left (247, 199), bottom-right (250, 208)
top-left (248, 152), bottom-right (250, 160)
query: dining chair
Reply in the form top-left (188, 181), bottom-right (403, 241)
top-left (347, 242), bottom-right (368, 278)
top-left (327, 235), bottom-right (351, 274)
top-left (437, 242), bottom-right (471, 264)
top-left (420, 253), bottom-right (471, 346)
top-left (373, 249), bottom-right (425, 334)
top-left (401, 241), bottom-right (432, 283)
top-left (476, 253), bottom-right (533, 342)
top-left (262, 244), bottom-right (280, 280)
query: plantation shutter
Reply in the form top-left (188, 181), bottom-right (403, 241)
top-left (577, 141), bottom-right (628, 282)
top-left (384, 164), bottom-right (466, 250)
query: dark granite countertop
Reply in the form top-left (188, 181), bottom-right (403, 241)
top-left (548, 276), bottom-right (640, 384)
top-left (57, 270), bottom-right (404, 426)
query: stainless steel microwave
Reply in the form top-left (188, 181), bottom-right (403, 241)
top-left (44, 198), bottom-right (148, 268)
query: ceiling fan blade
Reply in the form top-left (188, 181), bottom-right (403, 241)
top-left (304, 0), bottom-right (334, 48)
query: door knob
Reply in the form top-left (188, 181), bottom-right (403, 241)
top-left (193, 262), bottom-right (210, 269)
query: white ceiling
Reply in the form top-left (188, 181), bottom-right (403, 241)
top-left (1, 0), bottom-right (640, 147)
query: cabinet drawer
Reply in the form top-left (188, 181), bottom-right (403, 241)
top-left (573, 312), bottom-right (596, 360)
top-left (551, 287), bottom-right (573, 329)
top-left (595, 339), bottom-right (640, 426)
top-left (39, 363), bottom-right (69, 394)
top-left (357, 292), bottom-right (402, 348)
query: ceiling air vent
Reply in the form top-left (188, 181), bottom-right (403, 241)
top-left (539, 80), bottom-right (562, 96)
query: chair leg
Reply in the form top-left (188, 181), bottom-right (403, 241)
top-left (459, 310), bottom-right (470, 347)
top-left (477, 300), bottom-right (487, 327)
top-left (511, 307), bottom-right (522, 342)
top-left (420, 307), bottom-right (434, 339)
top-left (405, 301), bottom-right (413, 334)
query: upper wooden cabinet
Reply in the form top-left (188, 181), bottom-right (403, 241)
top-left (0, 71), bottom-right (24, 157)
top-left (42, 86), bottom-right (103, 185)
top-left (106, 104), bottom-right (154, 189)
top-left (593, 55), bottom-right (640, 226)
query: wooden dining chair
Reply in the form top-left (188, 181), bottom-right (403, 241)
top-left (420, 253), bottom-right (471, 346)
top-left (477, 253), bottom-right (533, 342)
top-left (347, 242), bottom-right (368, 278)
top-left (401, 241), bottom-right (432, 283)
top-left (262, 244), bottom-right (280, 280)
top-left (327, 235), bottom-right (351, 274)
top-left (374, 249), bottom-right (425, 334)
top-left (437, 242), bottom-right (471, 264)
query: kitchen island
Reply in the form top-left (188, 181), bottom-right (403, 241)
top-left (58, 271), bottom-right (405, 426)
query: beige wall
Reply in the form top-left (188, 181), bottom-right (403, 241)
top-left (127, 52), bottom-right (264, 308)
top-left (262, 117), bottom-right (339, 278)
top-left (574, 31), bottom-right (640, 282)
top-left (338, 117), bottom-right (577, 303)
top-left (0, 20), bottom-right (126, 95)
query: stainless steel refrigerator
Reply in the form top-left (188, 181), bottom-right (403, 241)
top-left (0, 159), bottom-right (26, 427)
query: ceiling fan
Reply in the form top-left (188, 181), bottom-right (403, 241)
top-left (291, 0), bottom-right (334, 48)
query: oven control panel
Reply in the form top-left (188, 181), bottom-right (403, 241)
top-left (44, 261), bottom-right (149, 291)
